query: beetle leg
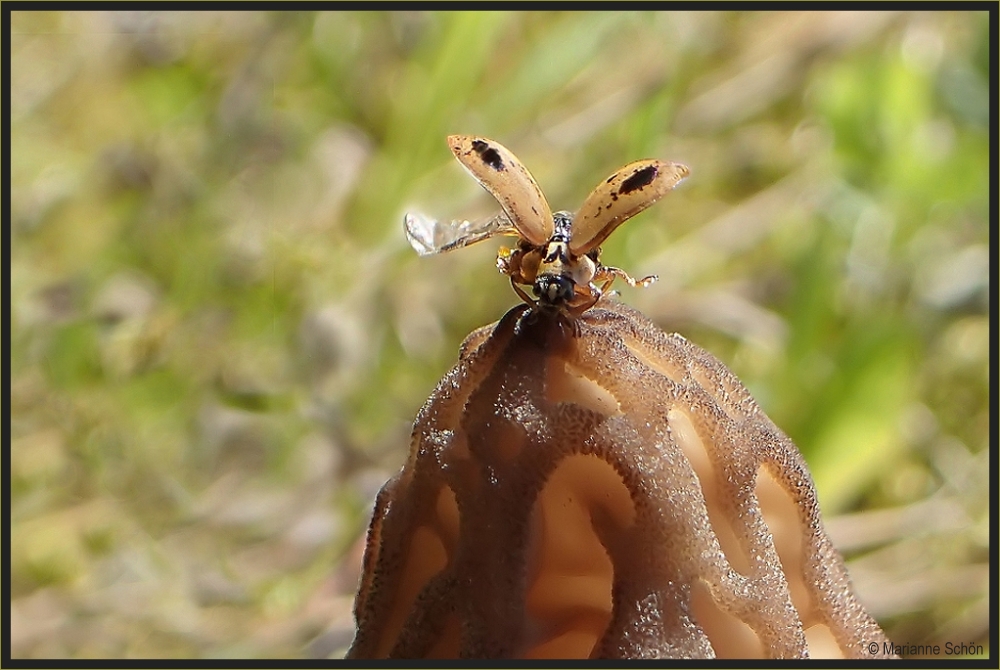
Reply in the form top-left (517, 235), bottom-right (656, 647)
top-left (567, 282), bottom-right (603, 317)
top-left (594, 265), bottom-right (657, 293)
top-left (510, 277), bottom-right (537, 307)
top-left (496, 246), bottom-right (514, 276)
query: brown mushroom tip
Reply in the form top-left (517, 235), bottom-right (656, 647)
top-left (348, 299), bottom-right (895, 659)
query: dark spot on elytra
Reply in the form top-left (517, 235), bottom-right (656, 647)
top-left (471, 139), bottom-right (504, 171)
top-left (619, 165), bottom-right (658, 195)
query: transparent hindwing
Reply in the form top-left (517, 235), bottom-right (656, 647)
top-left (403, 211), bottom-right (518, 256)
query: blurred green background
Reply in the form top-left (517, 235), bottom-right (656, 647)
top-left (9, 10), bottom-right (990, 659)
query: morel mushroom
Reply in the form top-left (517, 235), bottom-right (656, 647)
top-left (347, 300), bottom-right (894, 659)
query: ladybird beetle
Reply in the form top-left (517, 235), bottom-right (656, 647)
top-left (404, 135), bottom-right (689, 315)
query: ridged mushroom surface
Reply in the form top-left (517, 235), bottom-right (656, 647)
top-left (347, 300), bottom-right (894, 659)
